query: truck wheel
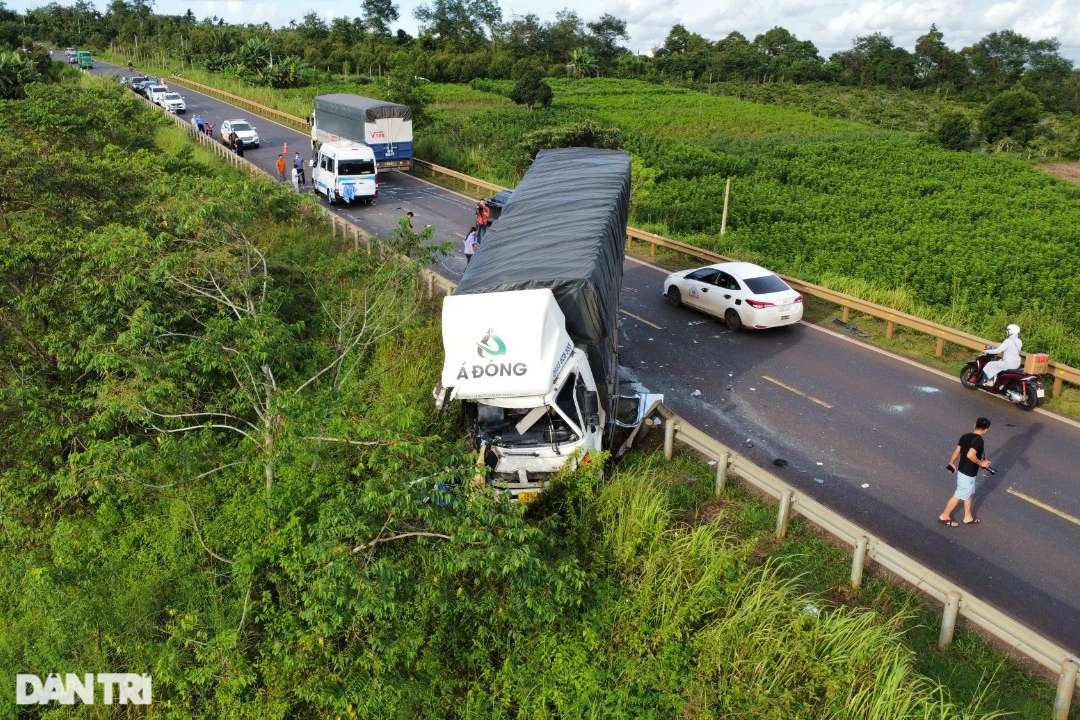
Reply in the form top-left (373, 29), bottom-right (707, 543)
top-left (724, 309), bottom-right (743, 331)
top-left (666, 287), bottom-right (682, 307)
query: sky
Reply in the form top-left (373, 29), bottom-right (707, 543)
top-left (13, 0), bottom-right (1080, 64)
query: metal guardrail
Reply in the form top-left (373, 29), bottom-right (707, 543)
top-left (159, 91), bottom-right (1079, 716)
top-left (656, 405), bottom-right (1080, 717)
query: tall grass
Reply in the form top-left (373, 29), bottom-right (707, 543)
top-left (476, 456), bottom-right (1010, 719)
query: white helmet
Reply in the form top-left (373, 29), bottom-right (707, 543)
top-left (1006, 324), bottom-right (1020, 337)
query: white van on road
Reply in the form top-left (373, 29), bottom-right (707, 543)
top-left (312, 141), bottom-right (378, 205)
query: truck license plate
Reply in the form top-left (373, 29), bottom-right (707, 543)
top-left (517, 491), bottom-right (538, 504)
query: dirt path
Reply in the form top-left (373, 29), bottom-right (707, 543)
top-left (1039, 162), bottom-right (1080, 184)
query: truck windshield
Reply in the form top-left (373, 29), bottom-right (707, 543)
top-left (337, 159), bottom-right (375, 176)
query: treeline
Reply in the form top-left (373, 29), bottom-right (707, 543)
top-left (6, 0), bottom-right (1080, 111)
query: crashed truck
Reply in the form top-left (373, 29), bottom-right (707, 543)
top-left (434, 147), bottom-right (659, 501)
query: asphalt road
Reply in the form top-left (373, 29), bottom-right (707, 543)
top-left (75, 55), bottom-right (1080, 656)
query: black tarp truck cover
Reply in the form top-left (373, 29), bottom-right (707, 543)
top-left (313, 94), bottom-right (412, 137)
top-left (453, 147), bottom-right (631, 385)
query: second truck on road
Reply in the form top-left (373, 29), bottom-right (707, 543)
top-left (310, 94), bottom-right (413, 171)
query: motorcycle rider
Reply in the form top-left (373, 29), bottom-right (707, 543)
top-left (981, 324), bottom-right (1022, 386)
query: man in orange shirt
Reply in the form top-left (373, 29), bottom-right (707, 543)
top-left (275, 154), bottom-right (286, 181)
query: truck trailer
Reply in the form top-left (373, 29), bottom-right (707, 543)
top-left (310, 94), bottom-right (413, 171)
top-left (435, 147), bottom-right (647, 501)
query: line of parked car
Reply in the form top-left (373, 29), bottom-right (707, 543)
top-left (122, 74), bottom-right (186, 114)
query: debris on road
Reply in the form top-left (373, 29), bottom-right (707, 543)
top-left (832, 318), bottom-right (869, 337)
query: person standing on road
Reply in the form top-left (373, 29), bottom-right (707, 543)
top-left (194, 114), bottom-right (204, 133)
top-left (475, 200), bottom-right (490, 242)
top-left (939, 417), bottom-right (992, 526)
top-left (464, 227), bottom-right (478, 266)
top-left (293, 152), bottom-right (304, 185)
top-left (231, 131), bottom-right (244, 158)
top-left (276, 154), bottom-right (287, 181)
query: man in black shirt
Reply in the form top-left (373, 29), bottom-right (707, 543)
top-left (939, 417), bottom-right (992, 526)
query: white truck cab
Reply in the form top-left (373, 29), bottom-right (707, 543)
top-left (312, 141), bottom-right (378, 205)
top-left (438, 289), bottom-right (604, 501)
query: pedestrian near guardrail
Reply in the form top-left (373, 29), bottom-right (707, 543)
top-left (939, 417), bottom-right (992, 527)
top-left (276, 154), bottom-right (286, 181)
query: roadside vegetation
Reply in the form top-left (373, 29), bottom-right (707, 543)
top-left (2, 72), bottom-right (1074, 717)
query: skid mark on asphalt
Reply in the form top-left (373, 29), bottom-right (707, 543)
top-left (1007, 488), bottom-right (1080, 527)
top-left (761, 375), bottom-right (833, 409)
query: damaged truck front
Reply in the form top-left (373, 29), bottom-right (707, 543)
top-left (434, 147), bottom-right (642, 501)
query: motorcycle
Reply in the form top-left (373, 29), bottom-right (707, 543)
top-left (959, 352), bottom-right (1045, 411)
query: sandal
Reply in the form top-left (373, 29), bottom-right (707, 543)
top-left (964, 517), bottom-right (981, 524)
top-left (938, 517), bottom-right (959, 527)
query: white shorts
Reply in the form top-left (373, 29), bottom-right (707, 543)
top-left (954, 471), bottom-right (977, 501)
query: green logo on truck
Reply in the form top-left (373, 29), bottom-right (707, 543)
top-left (476, 330), bottom-right (506, 358)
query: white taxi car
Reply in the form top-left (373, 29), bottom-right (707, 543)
top-left (663, 261), bottom-right (803, 331)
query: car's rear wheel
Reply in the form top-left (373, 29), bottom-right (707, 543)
top-left (725, 309), bottom-right (743, 331)
top-left (666, 287), bottom-right (682, 307)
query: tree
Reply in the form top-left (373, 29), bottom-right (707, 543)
top-left (934, 111), bottom-right (976, 150)
top-left (565, 46), bottom-right (596, 78)
top-left (412, 0), bottom-right (486, 51)
top-left (362, 0), bottom-right (399, 37)
top-left (915, 25), bottom-right (966, 92)
top-left (509, 71), bottom-right (552, 109)
top-left (586, 13), bottom-right (627, 73)
top-left (979, 87), bottom-right (1042, 145)
top-left (752, 26), bottom-right (823, 83)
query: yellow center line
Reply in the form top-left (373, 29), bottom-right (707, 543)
top-left (620, 309), bottom-right (663, 330)
top-left (761, 375), bottom-right (834, 409)
top-left (1007, 488), bottom-right (1080, 527)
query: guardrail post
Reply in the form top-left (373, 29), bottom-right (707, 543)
top-left (1053, 659), bottom-right (1078, 720)
top-left (663, 419), bottom-right (676, 460)
top-left (938, 591), bottom-right (961, 650)
top-left (1053, 376), bottom-right (1063, 398)
top-left (352, 226), bottom-right (360, 253)
top-left (715, 451), bottom-right (729, 497)
top-left (885, 320), bottom-right (895, 339)
top-left (935, 337), bottom-right (945, 358)
top-left (775, 490), bottom-right (793, 539)
top-left (850, 536), bottom-right (868, 588)
top-left (841, 305), bottom-right (850, 322)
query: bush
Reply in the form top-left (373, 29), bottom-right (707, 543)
top-left (934, 111), bottom-right (976, 151)
top-left (509, 72), bottom-right (553, 110)
top-left (979, 87), bottom-right (1042, 145)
